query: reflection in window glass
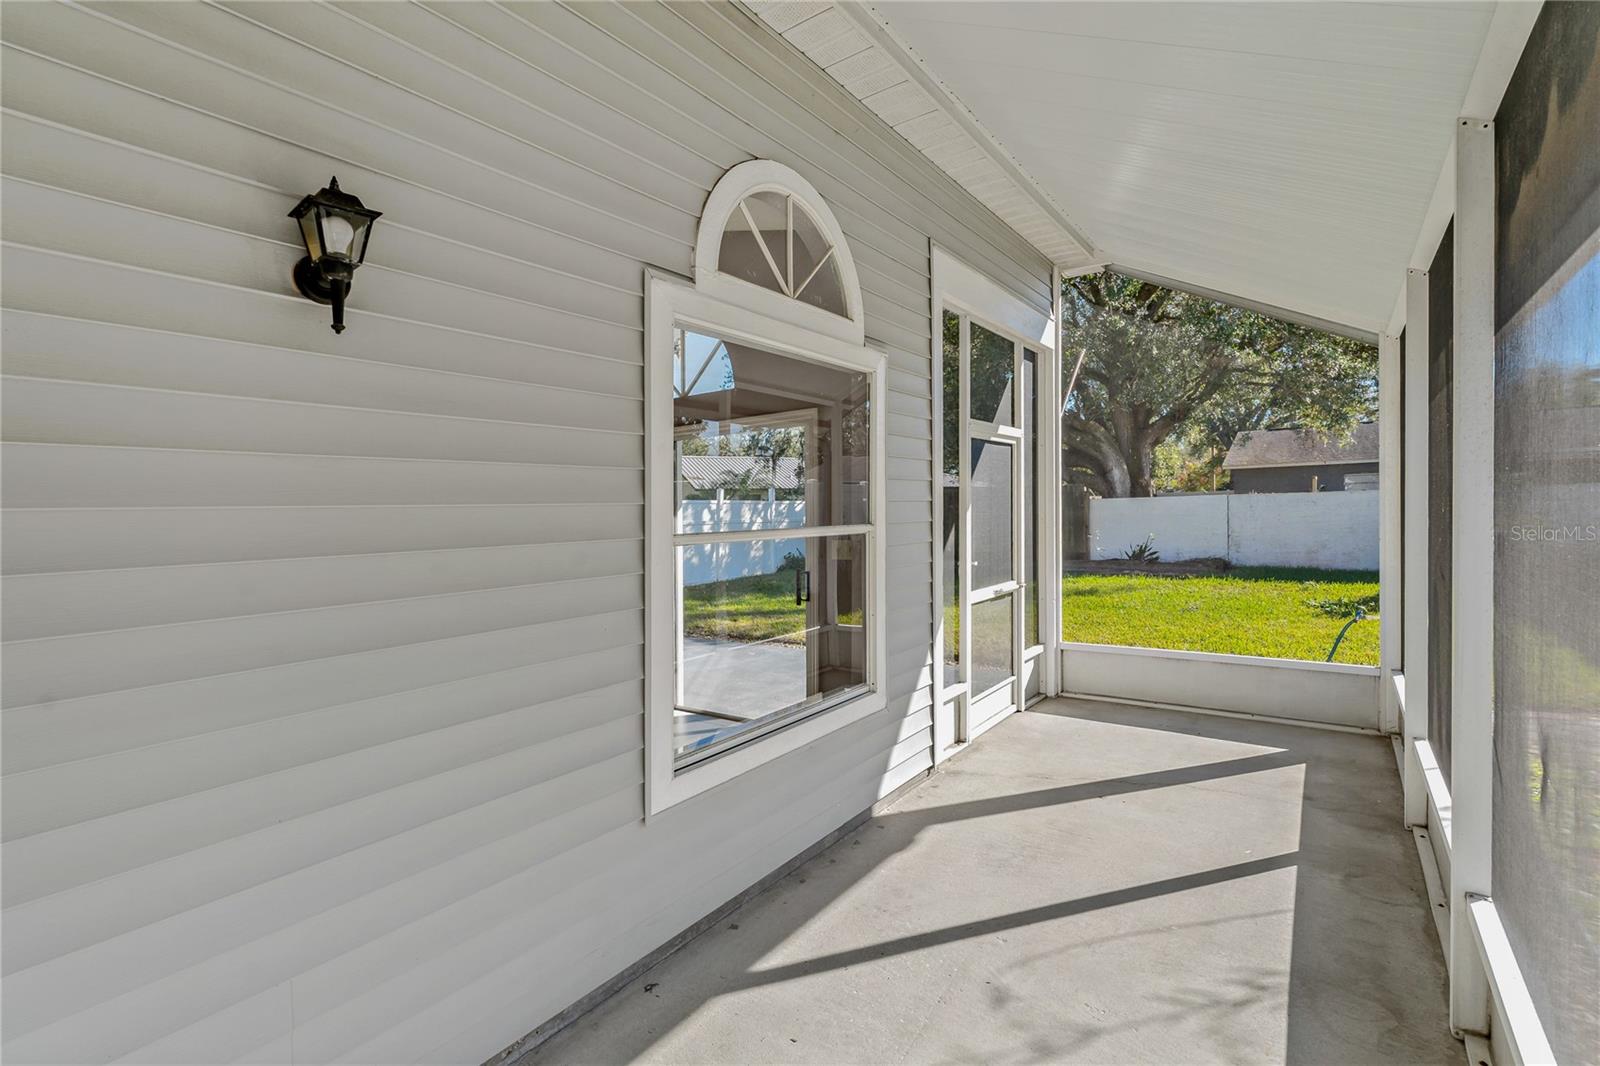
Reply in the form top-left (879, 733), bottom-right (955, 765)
top-left (972, 594), bottom-right (1013, 696)
top-left (970, 322), bottom-right (1015, 425)
top-left (675, 534), bottom-right (868, 762)
top-left (674, 328), bottom-right (870, 533)
top-left (743, 190), bottom-right (789, 264)
top-left (720, 193), bottom-right (787, 297)
top-left (971, 439), bottom-right (1013, 590)
top-left (791, 202), bottom-right (847, 318)
top-left (670, 325), bottom-right (873, 768)
top-left (942, 311), bottom-right (961, 685)
top-left (717, 192), bottom-right (847, 318)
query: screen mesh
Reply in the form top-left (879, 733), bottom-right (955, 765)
top-left (1491, 5), bottom-right (1600, 1061)
top-left (1427, 223), bottom-right (1454, 786)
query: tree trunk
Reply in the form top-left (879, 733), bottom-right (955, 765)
top-left (1099, 447), bottom-right (1132, 497)
top-left (1127, 436), bottom-right (1156, 497)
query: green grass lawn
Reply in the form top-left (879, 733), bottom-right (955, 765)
top-left (687, 565), bottom-right (1380, 665)
top-left (1062, 566), bottom-right (1380, 664)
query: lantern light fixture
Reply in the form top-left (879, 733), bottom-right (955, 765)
top-left (288, 176), bottom-right (381, 334)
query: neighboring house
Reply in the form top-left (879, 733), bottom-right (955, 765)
top-left (1223, 422), bottom-right (1380, 492)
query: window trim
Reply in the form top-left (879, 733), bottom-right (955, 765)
top-left (645, 268), bottom-right (888, 817)
top-left (694, 160), bottom-right (865, 347)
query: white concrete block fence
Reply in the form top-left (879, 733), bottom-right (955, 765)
top-left (1087, 490), bottom-right (1379, 570)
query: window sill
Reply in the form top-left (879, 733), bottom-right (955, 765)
top-left (648, 686), bottom-right (886, 818)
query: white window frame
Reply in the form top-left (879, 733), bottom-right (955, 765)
top-left (930, 246), bottom-right (1057, 760)
top-left (694, 160), bottom-right (865, 348)
top-left (646, 170), bottom-right (884, 817)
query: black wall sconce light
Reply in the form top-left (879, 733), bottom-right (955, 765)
top-left (289, 177), bottom-right (381, 334)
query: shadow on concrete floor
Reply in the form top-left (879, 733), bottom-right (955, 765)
top-left (526, 699), bottom-right (1458, 1066)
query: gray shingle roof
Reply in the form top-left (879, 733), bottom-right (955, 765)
top-left (678, 455), bottom-right (803, 490)
top-left (1222, 422), bottom-right (1379, 469)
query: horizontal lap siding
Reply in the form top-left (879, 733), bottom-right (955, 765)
top-left (0, 1), bottom-right (1051, 1061)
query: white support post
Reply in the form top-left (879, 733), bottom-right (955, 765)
top-left (1044, 264), bottom-right (1064, 697)
top-left (1377, 331), bottom-right (1403, 735)
top-left (1402, 267), bottom-right (1431, 828)
top-left (1448, 115), bottom-right (1495, 1039)
top-left (930, 253), bottom-right (951, 760)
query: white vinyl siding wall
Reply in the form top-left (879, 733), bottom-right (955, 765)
top-left (0, 2), bottom-right (1052, 1061)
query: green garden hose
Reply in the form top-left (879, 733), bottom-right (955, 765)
top-left (1325, 606), bottom-right (1367, 662)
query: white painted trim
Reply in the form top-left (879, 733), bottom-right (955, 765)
top-left (930, 246), bottom-right (1054, 758)
top-left (1065, 692), bottom-right (1383, 737)
top-left (1408, 748), bottom-right (1556, 1065)
top-left (1061, 641), bottom-right (1378, 676)
top-left (1467, 899), bottom-right (1559, 1066)
top-left (957, 306), bottom-right (972, 742)
top-left (1414, 736), bottom-right (1454, 852)
top-left (1060, 643), bottom-right (1381, 731)
top-left (694, 160), bottom-right (865, 346)
top-left (1042, 264), bottom-right (1064, 697)
top-left (1378, 332), bottom-right (1403, 734)
top-left (929, 242), bottom-right (956, 761)
top-left (934, 246), bottom-right (1055, 350)
top-left (1411, 825), bottom-right (1452, 957)
top-left (644, 269), bottom-right (888, 817)
top-left (1402, 267), bottom-right (1432, 828)
top-left (1383, 1), bottom-right (1544, 336)
top-left (1447, 115), bottom-right (1495, 1037)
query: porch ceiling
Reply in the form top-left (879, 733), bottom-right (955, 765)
top-left (752, 1), bottom-right (1509, 334)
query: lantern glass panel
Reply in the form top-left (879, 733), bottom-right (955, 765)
top-left (298, 213), bottom-right (324, 262)
top-left (319, 214), bottom-right (359, 259)
top-left (350, 215), bottom-right (374, 264)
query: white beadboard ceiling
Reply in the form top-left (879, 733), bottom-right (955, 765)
top-left (748, 0), bottom-right (1100, 271)
top-left (751, 0), bottom-right (1508, 334)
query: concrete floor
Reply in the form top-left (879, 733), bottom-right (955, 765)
top-left (531, 699), bottom-right (1459, 1065)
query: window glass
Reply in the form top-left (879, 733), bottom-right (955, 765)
top-left (719, 193), bottom-right (787, 297)
top-left (969, 322), bottom-right (1015, 425)
top-left (674, 328), bottom-right (870, 532)
top-left (675, 533), bottom-right (868, 763)
top-left (791, 203), bottom-right (846, 317)
top-left (942, 311), bottom-right (961, 685)
top-left (717, 192), bottom-right (847, 319)
top-left (670, 326), bottom-right (873, 769)
top-left (971, 439), bottom-right (1014, 590)
top-left (972, 594), bottom-right (1013, 696)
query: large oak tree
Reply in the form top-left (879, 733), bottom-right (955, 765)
top-left (1060, 270), bottom-right (1377, 497)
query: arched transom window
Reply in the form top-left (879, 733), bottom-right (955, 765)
top-left (694, 160), bottom-right (863, 345)
top-left (719, 189), bottom-right (847, 316)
